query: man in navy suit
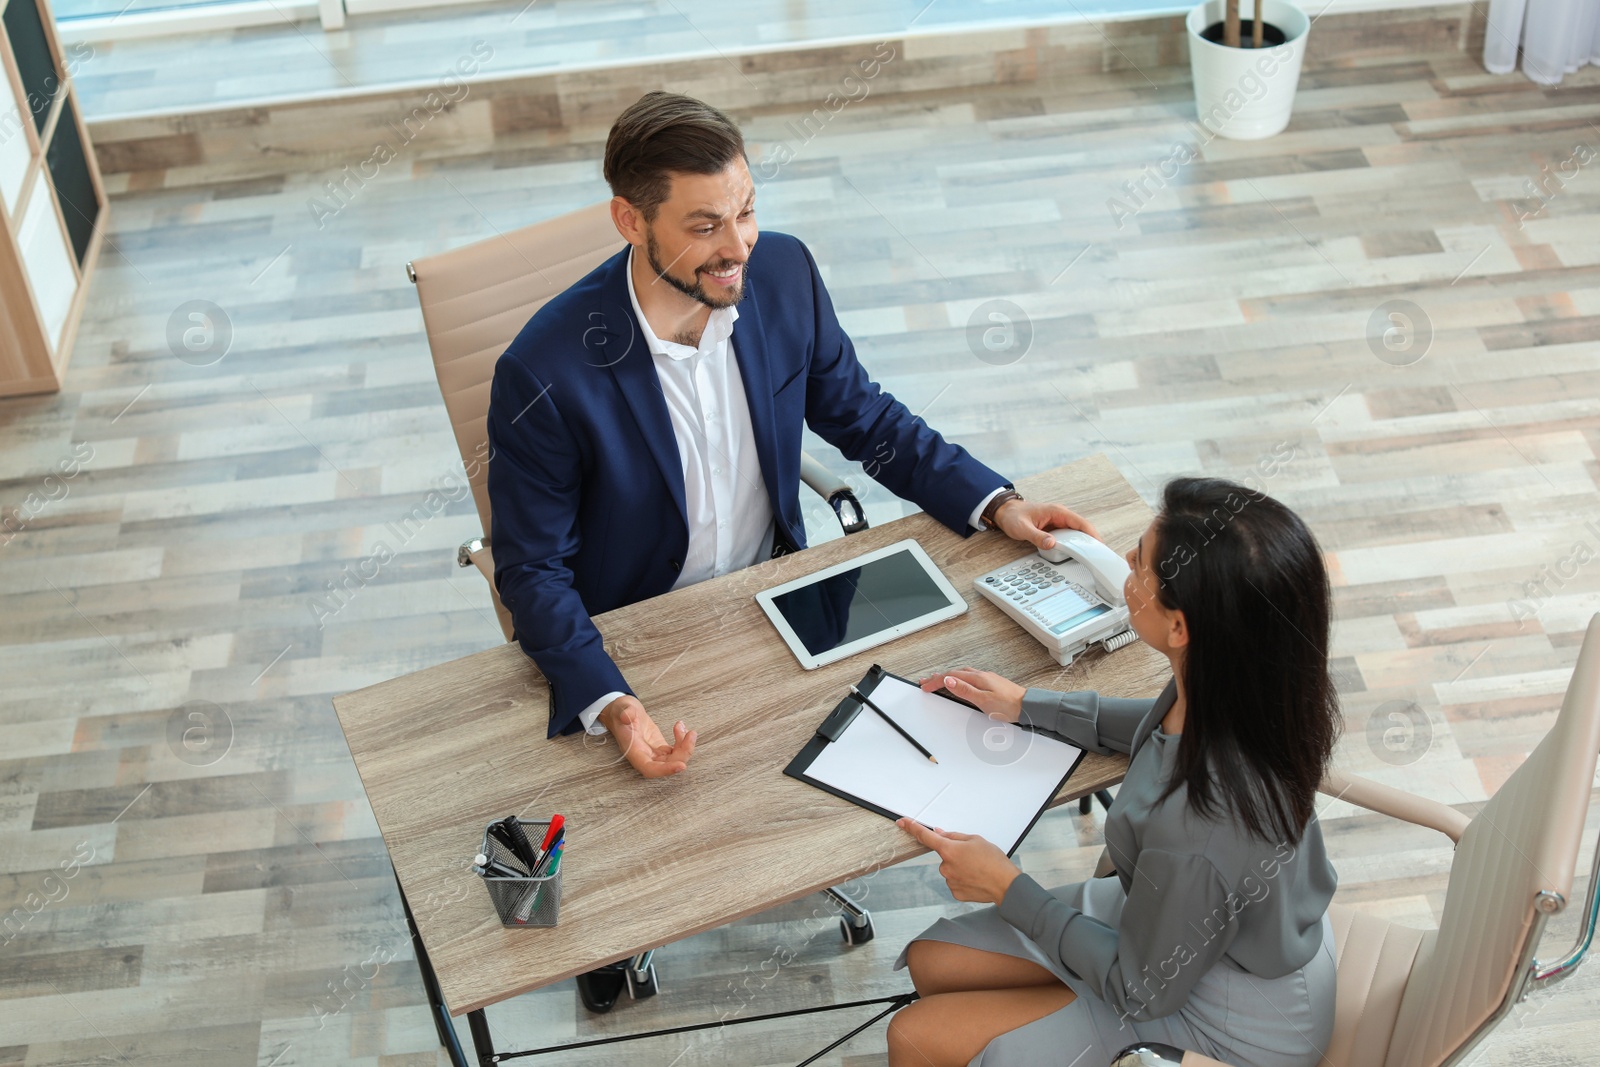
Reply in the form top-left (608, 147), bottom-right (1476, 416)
top-left (487, 91), bottom-right (1099, 780)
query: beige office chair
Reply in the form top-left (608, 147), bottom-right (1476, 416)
top-left (406, 202), bottom-right (877, 1007)
top-left (1113, 612), bottom-right (1600, 1067)
top-left (407, 201), bottom-right (866, 645)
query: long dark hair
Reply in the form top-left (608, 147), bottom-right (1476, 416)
top-left (1150, 477), bottom-right (1341, 843)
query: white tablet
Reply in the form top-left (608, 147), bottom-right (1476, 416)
top-left (756, 539), bottom-right (969, 670)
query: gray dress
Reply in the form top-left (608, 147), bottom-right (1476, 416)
top-left (895, 680), bottom-right (1339, 1067)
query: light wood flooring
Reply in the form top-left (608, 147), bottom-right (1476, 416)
top-left (3, 28), bottom-right (1600, 1067)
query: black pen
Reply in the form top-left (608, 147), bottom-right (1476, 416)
top-left (494, 816), bottom-right (540, 870)
top-left (849, 684), bottom-right (938, 764)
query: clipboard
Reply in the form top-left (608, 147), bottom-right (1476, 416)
top-left (783, 665), bottom-right (1088, 855)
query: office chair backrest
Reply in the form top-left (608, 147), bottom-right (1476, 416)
top-left (1384, 614), bottom-right (1600, 1067)
top-left (409, 202), bottom-right (623, 542)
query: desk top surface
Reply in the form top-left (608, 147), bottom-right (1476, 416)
top-left (331, 454), bottom-right (1169, 1015)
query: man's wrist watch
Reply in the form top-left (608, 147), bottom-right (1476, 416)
top-left (981, 488), bottom-right (1023, 530)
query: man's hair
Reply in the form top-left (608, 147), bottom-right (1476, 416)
top-left (603, 92), bottom-right (746, 221)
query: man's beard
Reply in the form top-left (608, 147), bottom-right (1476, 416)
top-left (646, 230), bottom-right (745, 310)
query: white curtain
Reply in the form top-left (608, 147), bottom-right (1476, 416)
top-left (1484, 0), bottom-right (1600, 83)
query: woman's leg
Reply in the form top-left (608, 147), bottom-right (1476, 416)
top-left (904, 939), bottom-right (1059, 996)
top-left (886, 985), bottom-right (1078, 1067)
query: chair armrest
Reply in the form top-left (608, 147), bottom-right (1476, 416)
top-left (799, 450), bottom-right (868, 535)
top-left (1320, 767), bottom-right (1470, 845)
top-left (458, 537), bottom-right (517, 643)
top-left (465, 540), bottom-right (496, 587)
top-left (799, 451), bottom-right (852, 500)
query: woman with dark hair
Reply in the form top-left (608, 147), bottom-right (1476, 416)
top-left (886, 477), bottom-right (1342, 1067)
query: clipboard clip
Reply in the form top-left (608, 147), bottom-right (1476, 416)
top-left (817, 663), bottom-right (897, 742)
top-left (816, 695), bottom-right (863, 742)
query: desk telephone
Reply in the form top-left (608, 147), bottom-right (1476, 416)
top-left (975, 529), bottom-right (1137, 667)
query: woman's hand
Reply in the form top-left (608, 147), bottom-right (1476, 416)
top-left (919, 668), bottom-right (1026, 724)
top-left (898, 818), bottom-right (1022, 904)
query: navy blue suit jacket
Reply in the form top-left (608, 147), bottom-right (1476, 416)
top-left (486, 231), bottom-right (1006, 737)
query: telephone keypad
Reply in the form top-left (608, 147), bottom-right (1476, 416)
top-left (976, 550), bottom-right (1133, 668)
top-left (991, 563), bottom-right (1100, 619)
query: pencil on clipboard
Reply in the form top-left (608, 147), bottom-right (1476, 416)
top-left (849, 684), bottom-right (939, 764)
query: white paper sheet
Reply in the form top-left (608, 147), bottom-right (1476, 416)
top-left (802, 673), bottom-right (1085, 853)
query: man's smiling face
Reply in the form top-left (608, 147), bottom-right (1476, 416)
top-left (640, 158), bottom-right (758, 310)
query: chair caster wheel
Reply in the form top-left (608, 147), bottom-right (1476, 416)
top-left (627, 962), bottom-right (659, 999)
top-left (840, 916), bottom-right (875, 945)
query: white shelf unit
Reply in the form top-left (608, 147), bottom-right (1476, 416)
top-left (0, 0), bottom-right (105, 398)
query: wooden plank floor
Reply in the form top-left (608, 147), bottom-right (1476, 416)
top-left (4, 35), bottom-right (1600, 1067)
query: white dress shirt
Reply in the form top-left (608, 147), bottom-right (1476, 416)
top-left (578, 249), bottom-right (1007, 735)
top-left (577, 249), bottom-right (775, 732)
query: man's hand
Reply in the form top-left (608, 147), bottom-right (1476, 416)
top-left (598, 695), bottom-right (696, 778)
top-left (994, 498), bottom-right (1101, 549)
top-left (897, 818), bottom-right (1021, 904)
top-left (919, 667), bottom-right (1026, 724)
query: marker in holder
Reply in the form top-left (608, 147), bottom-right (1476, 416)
top-left (474, 818), bottom-right (563, 927)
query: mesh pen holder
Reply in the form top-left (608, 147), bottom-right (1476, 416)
top-left (478, 819), bottom-right (562, 927)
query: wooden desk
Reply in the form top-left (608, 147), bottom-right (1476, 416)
top-left (331, 454), bottom-right (1167, 1029)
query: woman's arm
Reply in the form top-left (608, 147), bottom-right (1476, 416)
top-left (921, 670), bottom-right (1159, 755)
top-left (999, 850), bottom-right (1239, 1021)
top-left (1018, 689), bottom-right (1157, 755)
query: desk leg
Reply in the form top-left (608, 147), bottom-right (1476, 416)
top-left (398, 881), bottom-right (468, 1067)
top-left (1078, 789), bottom-right (1115, 815)
top-left (467, 1009), bottom-right (496, 1065)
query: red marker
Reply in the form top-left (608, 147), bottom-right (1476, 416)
top-left (539, 815), bottom-right (565, 853)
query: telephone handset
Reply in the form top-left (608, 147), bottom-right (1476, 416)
top-left (974, 529), bottom-right (1137, 667)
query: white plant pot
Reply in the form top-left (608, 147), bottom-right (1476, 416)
top-left (1185, 0), bottom-right (1310, 140)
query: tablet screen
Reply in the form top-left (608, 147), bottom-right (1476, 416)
top-left (769, 546), bottom-right (957, 656)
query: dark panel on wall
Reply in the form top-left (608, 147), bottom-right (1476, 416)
top-left (46, 97), bottom-right (96, 264)
top-left (3, 0), bottom-right (62, 134)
